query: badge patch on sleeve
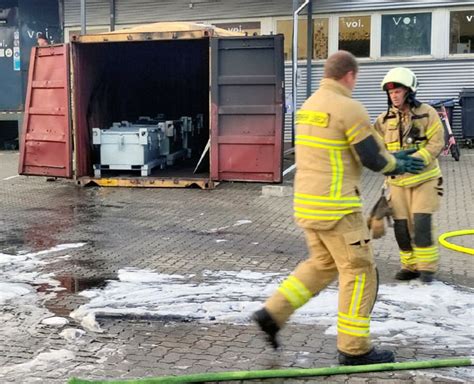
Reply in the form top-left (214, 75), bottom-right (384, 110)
top-left (296, 110), bottom-right (330, 128)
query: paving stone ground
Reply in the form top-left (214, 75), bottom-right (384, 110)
top-left (0, 149), bottom-right (473, 383)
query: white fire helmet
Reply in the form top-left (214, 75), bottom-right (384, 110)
top-left (381, 67), bottom-right (418, 93)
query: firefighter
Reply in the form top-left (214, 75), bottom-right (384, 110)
top-left (374, 67), bottom-right (445, 283)
top-left (253, 51), bottom-right (425, 365)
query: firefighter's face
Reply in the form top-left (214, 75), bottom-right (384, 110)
top-left (388, 87), bottom-right (408, 108)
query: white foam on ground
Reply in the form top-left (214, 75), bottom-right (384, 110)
top-left (0, 243), bottom-right (86, 304)
top-left (1, 245), bottom-right (472, 380)
top-left (0, 244), bottom-right (86, 338)
top-left (41, 316), bottom-right (69, 326)
top-left (60, 328), bottom-right (86, 342)
top-left (0, 349), bottom-right (75, 375)
top-left (70, 268), bottom-right (473, 356)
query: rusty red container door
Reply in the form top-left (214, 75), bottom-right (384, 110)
top-left (19, 44), bottom-right (72, 178)
top-left (210, 36), bottom-right (285, 182)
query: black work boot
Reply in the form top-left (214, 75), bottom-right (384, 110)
top-left (338, 348), bottom-right (395, 365)
top-left (252, 308), bottom-right (280, 350)
top-left (395, 269), bottom-right (420, 281)
top-left (420, 271), bottom-right (435, 283)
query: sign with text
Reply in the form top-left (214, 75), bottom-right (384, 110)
top-left (338, 16), bottom-right (371, 57)
top-left (382, 13), bottom-right (431, 56)
top-left (213, 22), bottom-right (261, 36)
top-left (0, 27), bottom-right (19, 68)
top-left (0, 3), bottom-right (21, 110)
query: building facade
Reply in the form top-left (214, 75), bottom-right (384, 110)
top-left (15, 1), bottom-right (474, 144)
top-left (0, 0), bottom-right (62, 149)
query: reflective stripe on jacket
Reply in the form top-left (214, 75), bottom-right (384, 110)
top-left (294, 78), bottom-right (394, 230)
top-left (374, 103), bottom-right (444, 188)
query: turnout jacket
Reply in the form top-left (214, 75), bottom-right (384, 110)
top-left (374, 103), bottom-right (444, 188)
top-left (294, 78), bottom-right (396, 230)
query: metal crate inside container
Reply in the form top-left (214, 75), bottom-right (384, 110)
top-left (92, 122), bottom-right (163, 177)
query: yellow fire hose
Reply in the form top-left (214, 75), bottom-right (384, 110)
top-left (438, 229), bottom-right (474, 255)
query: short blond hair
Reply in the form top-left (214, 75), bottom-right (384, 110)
top-left (324, 50), bottom-right (358, 80)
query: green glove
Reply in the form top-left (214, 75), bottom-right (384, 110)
top-left (404, 156), bottom-right (425, 173)
top-left (392, 156), bottom-right (425, 175)
top-left (393, 148), bottom-right (417, 160)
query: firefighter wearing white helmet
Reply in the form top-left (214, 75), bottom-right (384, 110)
top-left (382, 67), bottom-right (418, 92)
top-left (374, 67), bottom-right (445, 283)
top-left (252, 52), bottom-right (425, 366)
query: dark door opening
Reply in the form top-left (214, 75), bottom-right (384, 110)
top-left (0, 121), bottom-right (19, 150)
top-left (72, 39), bottom-right (210, 179)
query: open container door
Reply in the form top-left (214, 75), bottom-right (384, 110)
top-left (210, 35), bottom-right (285, 183)
top-left (19, 44), bottom-right (72, 178)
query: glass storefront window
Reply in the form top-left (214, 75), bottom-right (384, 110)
top-left (338, 16), bottom-right (371, 57)
top-left (277, 18), bottom-right (329, 61)
top-left (314, 18), bottom-right (329, 59)
top-left (213, 21), bottom-right (261, 36)
top-left (450, 10), bottom-right (474, 54)
top-left (381, 13), bottom-right (431, 56)
top-left (277, 19), bottom-right (308, 61)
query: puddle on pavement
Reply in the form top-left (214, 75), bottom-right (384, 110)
top-left (45, 305), bottom-right (74, 318)
top-left (55, 275), bottom-right (116, 293)
top-left (34, 275), bottom-right (115, 295)
top-left (35, 275), bottom-right (117, 318)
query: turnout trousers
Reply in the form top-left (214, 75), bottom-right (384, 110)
top-left (389, 178), bottom-right (441, 273)
top-left (264, 213), bottom-right (377, 355)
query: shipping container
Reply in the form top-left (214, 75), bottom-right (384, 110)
top-left (19, 22), bottom-right (285, 188)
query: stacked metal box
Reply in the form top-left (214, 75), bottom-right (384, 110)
top-left (92, 115), bottom-right (198, 177)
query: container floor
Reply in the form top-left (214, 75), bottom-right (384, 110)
top-left (89, 157), bottom-right (209, 180)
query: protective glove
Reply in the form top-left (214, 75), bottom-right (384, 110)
top-left (387, 149), bottom-right (425, 175)
top-left (388, 159), bottom-right (405, 175)
top-left (403, 156), bottom-right (425, 174)
top-left (389, 155), bottom-right (425, 175)
top-left (393, 148), bottom-right (417, 160)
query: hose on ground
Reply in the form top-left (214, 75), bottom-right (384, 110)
top-left (69, 357), bottom-right (473, 384)
top-left (438, 229), bottom-right (474, 255)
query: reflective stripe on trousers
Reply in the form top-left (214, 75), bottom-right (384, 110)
top-left (264, 213), bottom-right (376, 355)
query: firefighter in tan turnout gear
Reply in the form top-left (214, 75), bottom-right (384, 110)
top-left (374, 67), bottom-right (445, 283)
top-left (253, 51), bottom-right (425, 365)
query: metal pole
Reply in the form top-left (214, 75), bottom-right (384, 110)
top-left (292, 0), bottom-right (310, 147)
top-left (306, 0), bottom-right (313, 98)
top-left (110, 0), bottom-right (116, 32)
top-left (291, 0), bottom-right (298, 148)
top-left (81, 0), bottom-right (86, 35)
